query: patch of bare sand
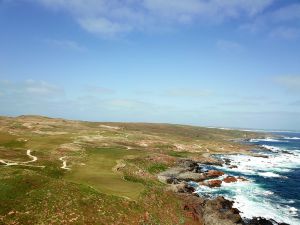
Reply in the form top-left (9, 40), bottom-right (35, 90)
top-left (99, 125), bottom-right (121, 130)
top-left (57, 143), bottom-right (82, 152)
top-left (77, 135), bottom-right (104, 142)
top-left (33, 130), bottom-right (68, 135)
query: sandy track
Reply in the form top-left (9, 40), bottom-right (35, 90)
top-left (59, 156), bottom-right (71, 170)
top-left (23, 150), bottom-right (38, 163)
top-left (0, 150), bottom-right (44, 168)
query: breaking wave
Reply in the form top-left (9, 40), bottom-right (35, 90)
top-left (194, 135), bottom-right (300, 225)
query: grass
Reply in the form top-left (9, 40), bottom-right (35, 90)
top-left (168, 151), bottom-right (190, 158)
top-left (0, 132), bottom-right (25, 149)
top-left (0, 115), bottom-right (264, 224)
top-left (64, 147), bottom-right (145, 200)
top-left (147, 163), bottom-right (168, 174)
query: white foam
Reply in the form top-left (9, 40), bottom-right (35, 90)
top-left (195, 180), bottom-right (300, 225)
top-left (209, 148), bottom-right (300, 225)
top-left (262, 190), bottom-right (274, 196)
top-left (257, 172), bottom-right (285, 178)
top-left (289, 207), bottom-right (298, 216)
top-left (283, 137), bottom-right (300, 140)
top-left (250, 138), bottom-right (282, 143)
top-left (219, 148), bottom-right (300, 175)
top-left (262, 145), bottom-right (282, 152)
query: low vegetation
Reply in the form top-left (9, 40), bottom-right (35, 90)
top-left (0, 115), bottom-right (262, 224)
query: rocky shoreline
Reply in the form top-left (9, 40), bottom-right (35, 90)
top-left (158, 158), bottom-right (289, 225)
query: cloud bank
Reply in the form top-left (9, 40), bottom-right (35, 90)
top-left (25, 0), bottom-right (274, 36)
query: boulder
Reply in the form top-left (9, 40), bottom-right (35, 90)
top-left (206, 180), bottom-right (222, 188)
top-left (206, 170), bottom-right (225, 179)
top-left (179, 194), bottom-right (243, 225)
top-left (157, 167), bottom-right (189, 183)
top-left (166, 182), bottom-right (195, 193)
top-left (202, 196), bottom-right (243, 225)
top-left (177, 172), bottom-right (206, 182)
top-left (157, 175), bottom-right (175, 184)
top-left (223, 176), bottom-right (238, 183)
top-left (224, 158), bottom-right (232, 165)
top-left (178, 159), bottom-right (199, 171)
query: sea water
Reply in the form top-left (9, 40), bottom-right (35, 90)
top-left (193, 132), bottom-right (300, 225)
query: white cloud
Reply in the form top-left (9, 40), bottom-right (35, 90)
top-left (144, 0), bottom-right (274, 20)
top-left (44, 39), bottom-right (86, 51)
top-left (0, 79), bottom-right (64, 98)
top-left (78, 17), bottom-right (132, 36)
top-left (271, 4), bottom-right (300, 22)
top-left (20, 0), bottom-right (274, 36)
top-left (241, 3), bottom-right (300, 40)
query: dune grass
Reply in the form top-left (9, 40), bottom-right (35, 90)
top-left (65, 147), bottom-right (145, 200)
top-left (0, 116), bottom-right (264, 224)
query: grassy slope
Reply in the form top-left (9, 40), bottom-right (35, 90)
top-left (65, 147), bottom-right (145, 200)
top-left (0, 116), bottom-right (264, 225)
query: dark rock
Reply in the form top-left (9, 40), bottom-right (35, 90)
top-left (157, 166), bottom-right (188, 183)
top-left (282, 150), bottom-right (294, 155)
top-left (179, 194), bottom-right (243, 225)
top-left (158, 159), bottom-right (204, 183)
top-left (229, 165), bottom-right (238, 169)
top-left (167, 182), bottom-right (195, 193)
top-left (202, 196), bottom-right (243, 225)
top-left (179, 159), bottom-right (199, 172)
top-left (245, 217), bottom-right (289, 225)
top-left (224, 158), bottom-right (232, 165)
top-left (252, 154), bottom-right (269, 158)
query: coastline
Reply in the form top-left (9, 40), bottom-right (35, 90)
top-left (0, 115), bottom-right (298, 224)
top-left (158, 135), bottom-right (299, 225)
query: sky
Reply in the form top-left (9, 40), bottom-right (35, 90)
top-left (0, 0), bottom-right (300, 130)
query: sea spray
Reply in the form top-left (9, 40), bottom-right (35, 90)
top-left (194, 132), bottom-right (300, 225)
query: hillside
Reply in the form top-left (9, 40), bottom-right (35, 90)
top-left (0, 115), bottom-right (263, 224)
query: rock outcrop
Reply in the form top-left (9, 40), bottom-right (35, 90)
top-left (180, 194), bottom-right (243, 225)
top-left (202, 196), bottom-right (243, 225)
top-left (200, 179), bottom-right (222, 188)
top-left (206, 170), bottom-right (225, 179)
top-left (190, 156), bottom-right (224, 166)
top-left (158, 159), bottom-right (226, 184)
top-left (223, 176), bottom-right (238, 183)
top-left (245, 217), bottom-right (289, 225)
top-left (166, 182), bottom-right (195, 193)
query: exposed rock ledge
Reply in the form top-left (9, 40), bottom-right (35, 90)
top-left (159, 158), bottom-right (289, 225)
top-left (180, 194), bottom-right (243, 225)
top-left (158, 159), bottom-right (224, 184)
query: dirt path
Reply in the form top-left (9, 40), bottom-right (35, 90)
top-left (23, 150), bottom-right (38, 163)
top-left (0, 150), bottom-right (44, 168)
top-left (59, 156), bottom-right (71, 170)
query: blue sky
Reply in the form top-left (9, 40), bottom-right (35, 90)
top-left (0, 0), bottom-right (300, 130)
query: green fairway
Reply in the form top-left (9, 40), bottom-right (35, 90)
top-left (65, 148), bottom-right (145, 200)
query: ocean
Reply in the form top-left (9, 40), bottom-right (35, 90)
top-left (191, 132), bottom-right (300, 225)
